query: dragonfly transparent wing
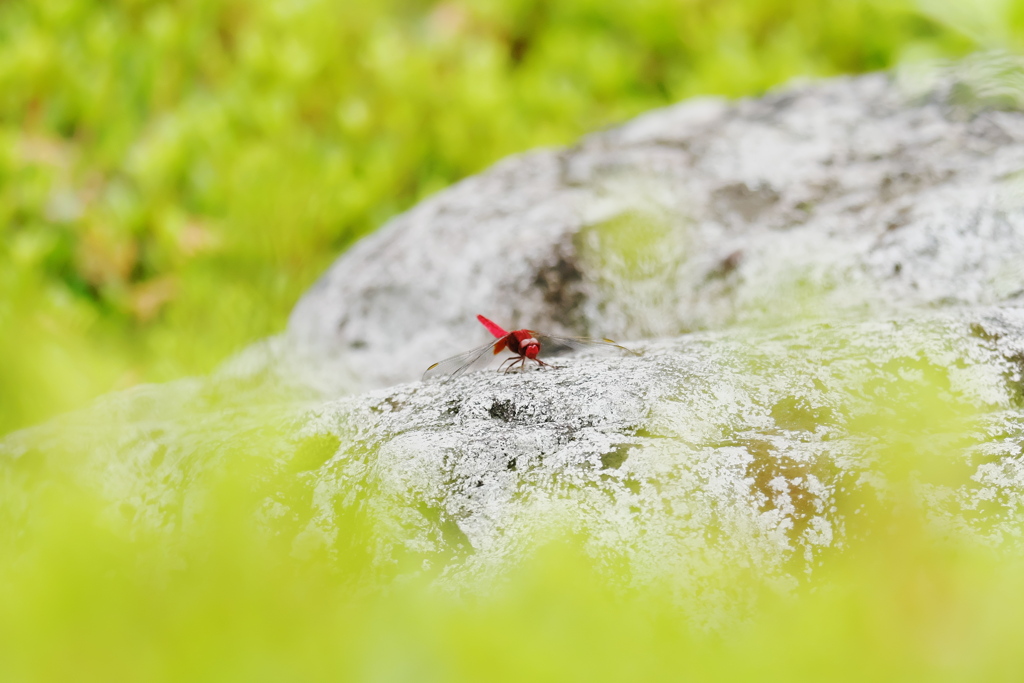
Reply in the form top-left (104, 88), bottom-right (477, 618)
top-left (531, 332), bottom-right (639, 359)
top-left (422, 338), bottom-right (505, 381)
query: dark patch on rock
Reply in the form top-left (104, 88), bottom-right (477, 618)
top-left (630, 423), bottom-right (666, 440)
top-left (969, 321), bottom-right (1002, 342)
top-left (885, 206), bottom-right (912, 232)
top-left (533, 235), bottom-right (587, 332)
top-left (771, 396), bottom-right (835, 432)
top-left (746, 445), bottom-right (817, 537)
top-left (706, 249), bottom-right (744, 281)
top-left (742, 438), bottom-right (774, 460)
top-left (489, 399), bottom-right (517, 421)
top-left (600, 444), bottom-right (631, 470)
top-left (880, 171), bottom-right (916, 203)
top-left (417, 502), bottom-right (473, 553)
top-left (711, 182), bottom-right (780, 223)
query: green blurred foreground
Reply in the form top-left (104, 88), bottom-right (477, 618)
top-left (2, 0), bottom-right (1021, 433)
top-left (2, 347), bottom-right (1024, 682)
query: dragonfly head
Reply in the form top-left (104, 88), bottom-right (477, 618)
top-left (522, 338), bottom-right (540, 359)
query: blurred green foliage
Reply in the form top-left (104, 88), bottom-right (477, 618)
top-left (2, 356), bottom-right (1024, 681)
top-left (2, 0), bottom-right (1019, 433)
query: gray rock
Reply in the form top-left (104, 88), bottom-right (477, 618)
top-left (288, 52), bottom-right (1024, 392)
top-left (6, 309), bottom-right (1024, 625)
top-left (6, 54), bottom-right (1024, 621)
top-left (300, 308), bottom-right (1024, 621)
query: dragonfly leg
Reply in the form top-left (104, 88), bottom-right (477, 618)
top-left (498, 355), bottom-right (557, 375)
top-left (500, 356), bottom-right (522, 374)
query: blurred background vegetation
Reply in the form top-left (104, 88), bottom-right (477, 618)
top-left (2, 0), bottom-right (1020, 434)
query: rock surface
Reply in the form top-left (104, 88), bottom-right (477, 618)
top-left (5, 308), bottom-right (1024, 623)
top-left (298, 309), bottom-right (1024, 589)
top-left (288, 53), bottom-right (1024, 392)
top-left (5, 54), bottom-right (1024, 617)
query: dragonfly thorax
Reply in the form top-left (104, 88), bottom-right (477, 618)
top-left (507, 330), bottom-right (540, 359)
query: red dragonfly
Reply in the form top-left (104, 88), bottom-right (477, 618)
top-left (423, 314), bottom-right (635, 380)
